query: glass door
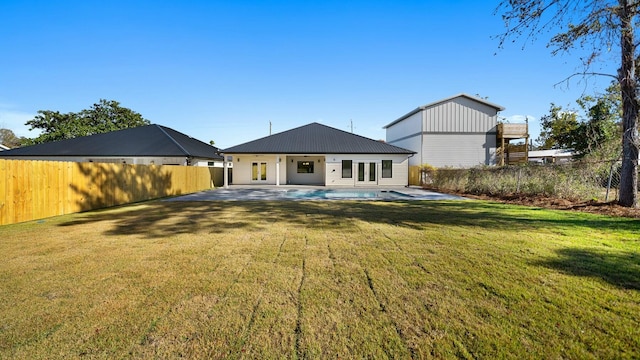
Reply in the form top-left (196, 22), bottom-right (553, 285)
top-left (357, 162), bottom-right (377, 184)
top-left (252, 162), bottom-right (267, 182)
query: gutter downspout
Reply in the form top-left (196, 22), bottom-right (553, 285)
top-left (222, 153), bottom-right (229, 189)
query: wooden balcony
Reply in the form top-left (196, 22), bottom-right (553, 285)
top-left (497, 123), bottom-right (528, 139)
top-left (497, 123), bottom-right (529, 166)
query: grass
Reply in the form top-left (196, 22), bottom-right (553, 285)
top-left (0, 199), bottom-right (639, 359)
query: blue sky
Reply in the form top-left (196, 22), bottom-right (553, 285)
top-left (0, 0), bottom-right (617, 149)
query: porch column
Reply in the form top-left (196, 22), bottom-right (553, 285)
top-left (276, 155), bottom-right (281, 186)
top-left (223, 156), bottom-right (229, 189)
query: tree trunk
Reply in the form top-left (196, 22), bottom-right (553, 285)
top-left (618, 0), bottom-right (639, 207)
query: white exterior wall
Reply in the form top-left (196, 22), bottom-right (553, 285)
top-left (386, 136), bottom-right (422, 167)
top-left (231, 155), bottom-right (283, 185)
top-left (192, 159), bottom-right (224, 167)
top-left (286, 156), bottom-right (325, 185)
top-left (230, 153), bottom-right (410, 186)
top-left (423, 134), bottom-right (497, 168)
top-left (325, 154), bottom-right (409, 186)
top-left (386, 111), bottom-right (422, 143)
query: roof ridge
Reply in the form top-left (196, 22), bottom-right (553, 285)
top-left (155, 124), bottom-right (190, 156)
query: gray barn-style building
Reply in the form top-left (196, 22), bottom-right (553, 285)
top-left (384, 94), bottom-right (507, 168)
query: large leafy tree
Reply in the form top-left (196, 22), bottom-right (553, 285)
top-left (0, 128), bottom-right (27, 148)
top-left (536, 103), bottom-right (580, 149)
top-left (574, 83), bottom-right (621, 155)
top-left (25, 99), bottom-right (150, 145)
top-left (537, 85), bottom-right (621, 158)
top-left (497, 0), bottom-right (639, 207)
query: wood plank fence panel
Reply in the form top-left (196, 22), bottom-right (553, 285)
top-left (0, 159), bottom-right (215, 226)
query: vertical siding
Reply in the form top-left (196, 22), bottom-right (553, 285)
top-left (425, 97), bottom-right (498, 133)
top-left (422, 134), bottom-right (497, 168)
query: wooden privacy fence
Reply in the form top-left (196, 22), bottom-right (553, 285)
top-left (0, 159), bottom-right (217, 226)
top-left (409, 165), bottom-right (421, 186)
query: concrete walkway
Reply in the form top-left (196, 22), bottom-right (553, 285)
top-left (166, 185), bottom-right (467, 201)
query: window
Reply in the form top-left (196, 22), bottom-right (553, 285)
top-left (357, 162), bottom-right (365, 181)
top-left (341, 160), bottom-right (352, 178)
top-left (369, 162), bottom-right (376, 181)
top-left (382, 160), bottom-right (392, 178)
top-left (297, 161), bottom-right (314, 173)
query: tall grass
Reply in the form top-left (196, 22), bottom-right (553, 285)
top-left (424, 162), bottom-right (614, 201)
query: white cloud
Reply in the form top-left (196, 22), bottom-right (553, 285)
top-left (501, 114), bottom-right (536, 124)
top-left (500, 114), bottom-right (541, 140)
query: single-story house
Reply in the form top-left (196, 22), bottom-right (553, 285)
top-left (222, 122), bottom-right (415, 187)
top-left (384, 93), bottom-right (513, 168)
top-left (0, 124), bottom-right (223, 167)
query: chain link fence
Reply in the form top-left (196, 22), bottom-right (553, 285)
top-left (420, 159), bottom-right (636, 202)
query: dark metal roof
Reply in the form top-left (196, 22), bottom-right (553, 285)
top-left (223, 122), bottom-right (415, 154)
top-left (0, 124), bottom-right (223, 160)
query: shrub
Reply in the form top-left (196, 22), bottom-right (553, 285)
top-left (425, 162), bottom-right (611, 201)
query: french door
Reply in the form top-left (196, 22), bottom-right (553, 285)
top-left (357, 162), bottom-right (377, 184)
top-left (251, 162), bottom-right (267, 182)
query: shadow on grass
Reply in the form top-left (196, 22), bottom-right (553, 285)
top-left (58, 200), bottom-right (640, 240)
top-left (534, 248), bottom-right (640, 290)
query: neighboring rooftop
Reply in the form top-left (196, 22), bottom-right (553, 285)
top-left (0, 124), bottom-right (223, 160)
top-left (223, 122), bottom-right (415, 154)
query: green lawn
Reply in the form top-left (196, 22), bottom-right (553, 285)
top-left (0, 200), bottom-right (638, 359)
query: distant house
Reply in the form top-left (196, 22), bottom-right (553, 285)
top-left (384, 94), bottom-right (515, 168)
top-left (222, 122), bottom-right (415, 187)
top-left (528, 149), bottom-right (576, 164)
top-left (0, 124), bottom-right (223, 166)
top-left (0, 144), bottom-right (9, 151)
